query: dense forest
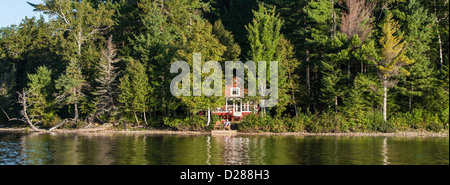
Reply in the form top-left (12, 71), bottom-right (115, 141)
top-left (0, 0), bottom-right (448, 133)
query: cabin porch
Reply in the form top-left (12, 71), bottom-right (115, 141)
top-left (211, 98), bottom-right (258, 122)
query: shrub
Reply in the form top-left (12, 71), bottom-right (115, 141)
top-left (163, 117), bottom-right (183, 129)
top-left (425, 114), bottom-right (444, 132)
top-left (304, 112), bottom-right (349, 133)
top-left (239, 113), bottom-right (260, 132)
top-left (390, 113), bottom-right (410, 131)
top-left (285, 116), bottom-right (306, 132)
top-left (409, 109), bottom-right (425, 129)
top-left (163, 114), bottom-right (207, 131)
top-left (366, 111), bottom-right (396, 133)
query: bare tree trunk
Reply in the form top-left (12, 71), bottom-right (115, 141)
top-left (73, 87), bottom-right (79, 121)
top-left (383, 80), bottom-right (388, 121)
top-left (293, 94), bottom-right (298, 118)
top-left (335, 96), bottom-right (338, 113)
top-left (409, 86), bottom-right (413, 112)
top-left (207, 107), bottom-right (211, 127)
top-left (331, 0), bottom-right (336, 39)
top-left (21, 95), bottom-right (38, 131)
top-left (361, 61), bottom-right (364, 73)
top-left (306, 50), bottom-right (311, 112)
top-left (306, 50), bottom-right (311, 97)
top-left (2, 89), bottom-right (41, 132)
top-left (434, 0), bottom-right (444, 70)
top-left (437, 29), bottom-right (443, 70)
top-left (74, 101), bottom-right (79, 121)
top-left (143, 111), bottom-right (148, 126)
top-left (134, 111), bottom-right (139, 126)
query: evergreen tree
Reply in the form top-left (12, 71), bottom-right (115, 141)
top-left (177, 20), bottom-right (226, 126)
top-left (303, 0), bottom-right (334, 113)
top-left (27, 66), bottom-right (56, 126)
top-left (320, 36), bottom-right (345, 113)
top-left (0, 0), bottom-right (448, 132)
top-left (396, 0), bottom-right (436, 112)
top-left (95, 35), bottom-right (120, 120)
top-left (30, 0), bottom-right (115, 119)
top-left (129, 0), bottom-right (209, 119)
top-left (206, 0), bottom-right (258, 55)
top-left (274, 35), bottom-right (299, 117)
top-left (55, 58), bottom-right (85, 121)
top-left (118, 59), bottom-right (149, 125)
top-left (130, 0), bottom-right (174, 118)
top-left (29, 0), bottom-right (114, 59)
top-left (212, 19), bottom-right (241, 62)
top-left (374, 14), bottom-right (414, 121)
top-left (245, 3), bottom-right (284, 115)
top-left (246, 3), bottom-right (283, 63)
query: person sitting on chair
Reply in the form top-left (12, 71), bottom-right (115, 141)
top-left (223, 119), bottom-right (231, 130)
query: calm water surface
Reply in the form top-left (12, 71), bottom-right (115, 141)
top-left (0, 132), bottom-right (448, 165)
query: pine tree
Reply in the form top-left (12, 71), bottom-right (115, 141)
top-left (129, 0), bottom-right (209, 119)
top-left (206, 0), bottom-right (258, 55)
top-left (95, 35), bottom-right (120, 120)
top-left (396, 0), bottom-right (436, 112)
top-left (212, 19), bottom-right (241, 62)
top-left (130, 0), bottom-right (174, 118)
top-left (344, 74), bottom-right (382, 117)
top-left (303, 0), bottom-right (334, 113)
top-left (320, 39), bottom-right (343, 113)
top-left (177, 20), bottom-right (226, 126)
top-left (30, 0), bottom-right (115, 119)
top-left (55, 58), bottom-right (85, 121)
top-left (246, 3), bottom-right (283, 63)
top-left (27, 66), bottom-right (55, 126)
top-left (245, 3), bottom-right (285, 115)
top-left (339, 0), bottom-right (376, 77)
top-left (118, 59), bottom-right (149, 125)
top-left (273, 35), bottom-right (299, 117)
top-left (340, 0), bottom-right (376, 43)
top-left (29, 0), bottom-right (114, 58)
top-left (374, 14), bottom-right (414, 121)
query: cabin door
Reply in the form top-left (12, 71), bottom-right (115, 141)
top-left (233, 100), bottom-right (242, 117)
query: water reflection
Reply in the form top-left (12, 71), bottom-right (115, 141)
top-left (0, 132), bottom-right (448, 165)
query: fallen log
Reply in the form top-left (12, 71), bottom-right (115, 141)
top-left (2, 89), bottom-right (42, 132)
top-left (49, 119), bottom-right (68, 131)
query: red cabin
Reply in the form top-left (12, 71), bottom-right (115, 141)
top-left (211, 77), bottom-right (259, 121)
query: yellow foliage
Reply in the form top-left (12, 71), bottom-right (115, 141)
top-left (377, 14), bottom-right (414, 78)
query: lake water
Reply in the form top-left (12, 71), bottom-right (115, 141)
top-left (0, 132), bottom-right (448, 165)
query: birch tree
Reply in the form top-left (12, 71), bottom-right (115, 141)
top-left (374, 14), bottom-right (414, 121)
top-left (29, 0), bottom-right (114, 58)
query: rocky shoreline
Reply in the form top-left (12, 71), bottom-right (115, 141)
top-left (0, 127), bottom-right (448, 137)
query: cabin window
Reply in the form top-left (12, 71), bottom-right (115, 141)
top-left (231, 87), bottom-right (240, 96)
top-left (227, 99), bottom-right (234, 111)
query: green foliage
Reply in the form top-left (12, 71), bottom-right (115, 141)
top-left (246, 3), bottom-right (283, 62)
top-left (0, 0), bottom-right (448, 133)
top-left (390, 109), bottom-right (447, 132)
top-left (55, 58), bottom-right (85, 120)
top-left (27, 66), bottom-right (59, 127)
top-left (367, 112), bottom-right (397, 133)
top-left (177, 20), bottom-right (226, 113)
top-left (118, 59), bottom-right (149, 124)
top-left (212, 20), bottom-right (241, 61)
